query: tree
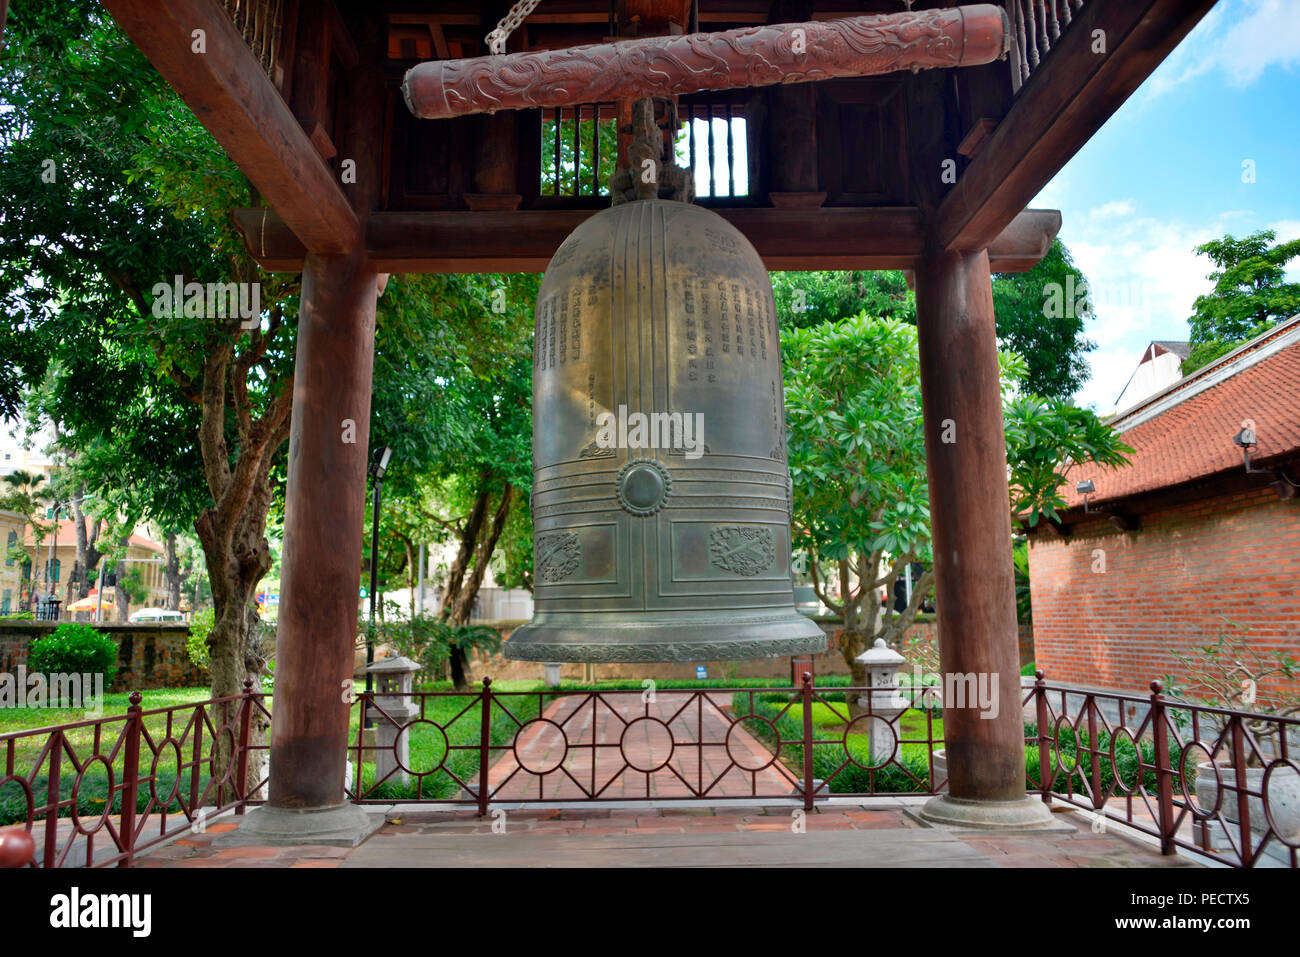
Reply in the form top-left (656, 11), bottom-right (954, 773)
top-left (991, 239), bottom-right (1097, 400)
top-left (771, 270), bottom-right (915, 329)
top-left (782, 314), bottom-right (1130, 693)
top-left (1, 2), bottom-right (297, 701)
top-left (1183, 230), bottom-right (1300, 374)
top-left (772, 242), bottom-right (1099, 401)
top-left (341, 268), bottom-right (537, 688)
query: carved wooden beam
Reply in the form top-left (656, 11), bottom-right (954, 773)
top-left (403, 5), bottom-right (1009, 120)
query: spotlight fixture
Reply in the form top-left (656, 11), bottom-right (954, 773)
top-left (369, 445), bottom-right (393, 479)
top-left (1076, 478), bottom-right (1096, 513)
top-left (1233, 428), bottom-right (1270, 475)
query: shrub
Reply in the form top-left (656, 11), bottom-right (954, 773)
top-left (186, 607), bottom-right (214, 668)
top-left (375, 613), bottom-right (501, 682)
top-left (26, 623), bottom-right (117, 685)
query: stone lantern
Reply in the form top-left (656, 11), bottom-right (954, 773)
top-left (366, 655), bottom-right (420, 790)
top-left (855, 638), bottom-right (910, 767)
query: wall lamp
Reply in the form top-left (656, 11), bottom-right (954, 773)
top-left (1076, 479), bottom-right (1097, 513)
top-left (1233, 427), bottom-right (1271, 475)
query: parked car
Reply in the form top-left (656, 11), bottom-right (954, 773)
top-left (128, 607), bottom-right (187, 624)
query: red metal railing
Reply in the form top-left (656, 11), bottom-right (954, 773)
top-left (3, 670), bottom-right (1295, 868)
top-left (346, 674), bottom-right (944, 811)
top-left (0, 678), bottom-right (268, 868)
top-left (1025, 673), bottom-right (1300, 868)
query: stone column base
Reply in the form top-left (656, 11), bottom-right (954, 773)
top-left (917, 794), bottom-right (1067, 831)
top-left (214, 803), bottom-right (386, 848)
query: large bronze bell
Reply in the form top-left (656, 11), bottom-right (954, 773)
top-left (504, 198), bottom-right (826, 663)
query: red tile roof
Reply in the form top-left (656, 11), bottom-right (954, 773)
top-left (1062, 319), bottom-right (1300, 508)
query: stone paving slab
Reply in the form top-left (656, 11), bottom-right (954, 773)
top-left (133, 802), bottom-right (1204, 868)
top-left (342, 829), bottom-right (993, 868)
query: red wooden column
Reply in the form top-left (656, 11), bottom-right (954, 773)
top-left (231, 248), bottom-right (383, 845)
top-left (913, 247), bottom-right (1054, 828)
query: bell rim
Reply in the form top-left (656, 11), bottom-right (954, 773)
top-left (503, 615), bottom-right (827, 662)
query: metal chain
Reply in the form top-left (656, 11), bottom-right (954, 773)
top-left (486, 0), bottom-right (543, 55)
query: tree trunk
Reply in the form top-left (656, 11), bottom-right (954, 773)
top-left (163, 530), bottom-right (182, 610)
top-left (448, 650), bottom-right (469, 690)
top-left (439, 475), bottom-right (491, 620)
top-left (112, 535), bottom-right (131, 622)
top-left (70, 488), bottom-right (101, 602)
top-left (444, 484), bottom-right (514, 690)
top-left (450, 484), bottom-right (513, 625)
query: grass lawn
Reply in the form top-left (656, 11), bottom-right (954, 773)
top-left (0, 685), bottom-right (261, 827)
top-left (732, 689), bottom-right (943, 792)
top-left (779, 701), bottom-right (944, 763)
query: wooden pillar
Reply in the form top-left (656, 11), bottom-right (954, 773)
top-left (914, 247), bottom-right (1053, 827)
top-left (269, 248), bottom-right (377, 811)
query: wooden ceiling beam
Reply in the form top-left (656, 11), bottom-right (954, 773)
top-left (103, 0), bottom-right (361, 253)
top-left (234, 206), bottom-right (1058, 276)
top-left (934, 0), bottom-right (1215, 254)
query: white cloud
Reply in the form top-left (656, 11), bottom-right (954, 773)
top-left (1076, 347), bottom-right (1144, 413)
top-left (1057, 207), bottom-right (1265, 409)
top-left (1142, 0), bottom-right (1300, 100)
top-left (1087, 199), bottom-right (1135, 221)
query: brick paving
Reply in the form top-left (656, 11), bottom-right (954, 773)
top-left (487, 690), bottom-right (792, 800)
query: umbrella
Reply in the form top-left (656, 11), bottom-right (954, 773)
top-left (66, 590), bottom-right (116, 612)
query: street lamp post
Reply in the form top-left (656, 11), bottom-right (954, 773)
top-left (365, 446), bottom-right (393, 724)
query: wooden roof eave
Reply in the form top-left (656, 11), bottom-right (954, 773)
top-left (936, 0), bottom-right (1216, 254)
top-left (102, 0), bottom-right (361, 254)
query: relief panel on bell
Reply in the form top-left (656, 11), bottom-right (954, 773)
top-left (533, 523), bottom-right (620, 588)
top-left (668, 521), bottom-right (791, 583)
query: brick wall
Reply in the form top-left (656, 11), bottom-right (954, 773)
top-left (0, 622), bottom-right (208, 691)
top-left (1028, 486), bottom-right (1300, 699)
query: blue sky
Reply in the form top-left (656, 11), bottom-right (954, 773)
top-left (1029, 0), bottom-right (1300, 411)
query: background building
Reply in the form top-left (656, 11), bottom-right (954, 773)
top-left (0, 509), bottom-right (27, 614)
top-left (1028, 317), bottom-right (1300, 700)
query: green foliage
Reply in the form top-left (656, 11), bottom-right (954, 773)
top-left (783, 315), bottom-right (929, 563)
top-left (772, 244), bottom-right (1098, 401)
top-left (991, 239), bottom-right (1097, 400)
top-left (1183, 230), bottom-right (1300, 374)
top-left (187, 607), bottom-right (214, 669)
top-left (1012, 540), bottom-right (1033, 625)
top-left (782, 313), bottom-right (1130, 621)
top-left (772, 270), bottom-right (915, 330)
top-left (118, 567), bottom-right (149, 605)
top-left (1025, 722), bottom-right (1180, 797)
top-left (540, 114), bottom-right (618, 197)
top-left (733, 690), bottom-right (937, 793)
top-left (27, 623), bottom-right (118, 684)
top-left (372, 613), bottom-right (502, 680)
top-left (1004, 395), bottom-right (1132, 527)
